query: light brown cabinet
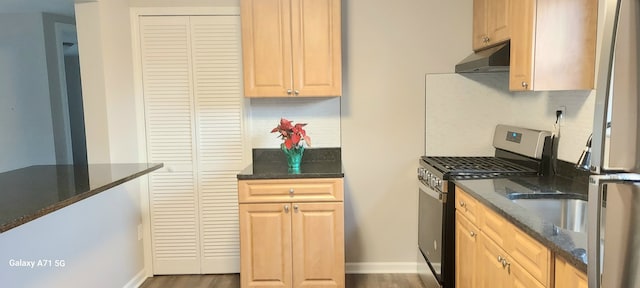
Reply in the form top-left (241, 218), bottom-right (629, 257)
top-left (455, 210), bottom-right (479, 287)
top-left (472, 0), bottom-right (510, 51)
top-left (455, 187), bottom-right (551, 288)
top-left (240, 0), bottom-right (342, 97)
top-left (509, 0), bottom-right (597, 91)
top-left (238, 178), bottom-right (344, 288)
top-left (555, 256), bottom-right (588, 288)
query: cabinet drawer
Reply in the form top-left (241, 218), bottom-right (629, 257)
top-left (238, 178), bottom-right (343, 203)
top-left (479, 204), bottom-right (510, 248)
top-left (455, 187), bottom-right (480, 224)
top-left (509, 225), bottom-right (551, 286)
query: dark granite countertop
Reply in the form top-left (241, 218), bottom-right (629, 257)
top-left (237, 148), bottom-right (343, 180)
top-left (454, 173), bottom-right (589, 273)
top-left (0, 163), bottom-right (163, 233)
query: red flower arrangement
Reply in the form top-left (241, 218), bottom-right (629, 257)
top-left (271, 118), bottom-right (312, 149)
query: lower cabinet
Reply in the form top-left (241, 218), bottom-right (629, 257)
top-left (555, 256), bottom-right (588, 288)
top-left (238, 179), bottom-right (345, 288)
top-left (455, 211), bottom-right (478, 287)
top-left (476, 232), bottom-right (545, 288)
top-left (455, 187), bottom-right (550, 288)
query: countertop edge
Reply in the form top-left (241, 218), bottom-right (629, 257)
top-left (453, 180), bottom-right (588, 273)
top-left (0, 163), bottom-right (163, 233)
top-left (237, 172), bottom-right (344, 180)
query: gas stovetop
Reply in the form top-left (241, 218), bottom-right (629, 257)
top-left (420, 156), bottom-right (537, 178)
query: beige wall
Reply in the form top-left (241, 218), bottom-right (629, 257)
top-left (341, 0), bottom-right (473, 270)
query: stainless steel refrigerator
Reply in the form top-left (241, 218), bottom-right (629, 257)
top-left (587, 0), bottom-right (640, 287)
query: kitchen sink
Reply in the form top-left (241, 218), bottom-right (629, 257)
top-left (511, 198), bottom-right (588, 233)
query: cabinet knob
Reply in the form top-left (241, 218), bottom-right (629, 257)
top-left (470, 231), bottom-right (476, 237)
top-left (287, 89), bottom-right (293, 95)
top-left (294, 90), bottom-right (300, 95)
top-left (497, 256), bottom-right (503, 263)
top-left (521, 81), bottom-right (529, 88)
top-left (289, 188), bottom-right (294, 194)
top-left (459, 201), bottom-right (466, 208)
top-left (284, 205), bottom-right (290, 213)
top-left (293, 205), bottom-right (299, 212)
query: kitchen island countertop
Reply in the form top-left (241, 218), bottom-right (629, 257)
top-left (0, 163), bottom-right (162, 233)
top-left (237, 148), bottom-right (343, 180)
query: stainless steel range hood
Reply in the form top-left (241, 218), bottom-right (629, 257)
top-left (455, 42), bottom-right (510, 73)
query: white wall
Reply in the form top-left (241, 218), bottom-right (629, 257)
top-left (249, 98), bottom-right (341, 148)
top-left (0, 13), bottom-right (56, 173)
top-left (341, 0), bottom-right (473, 271)
top-left (426, 73), bottom-right (595, 163)
top-left (0, 181), bottom-right (146, 288)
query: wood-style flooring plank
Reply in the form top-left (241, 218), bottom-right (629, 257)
top-left (139, 273), bottom-right (426, 288)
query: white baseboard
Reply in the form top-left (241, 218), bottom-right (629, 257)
top-left (345, 262), bottom-right (418, 274)
top-left (123, 270), bottom-right (147, 288)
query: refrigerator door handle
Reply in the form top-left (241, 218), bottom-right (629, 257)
top-left (588, 176), bottom-right (604, 288)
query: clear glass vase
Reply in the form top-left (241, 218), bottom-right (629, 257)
top-left (282, 145), bottom-right (304, 170)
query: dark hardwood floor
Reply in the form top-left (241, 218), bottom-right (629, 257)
top-left (139, 273), bottom-right (426, 288)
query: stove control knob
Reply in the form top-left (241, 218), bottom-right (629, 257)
top-left (417, 168), bottom-right (426, 180)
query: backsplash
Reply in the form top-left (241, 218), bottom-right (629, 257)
top-left (425, 73), bottom-right (594, 163)
top-left (248, 98), bottom-right (341, 148)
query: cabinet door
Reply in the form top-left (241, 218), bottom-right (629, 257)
top-left (509, 0), bottom-right (535, 91)
top-left (455, 211), bottom-right (479, 288)
top-left (509, 226), bottom-right (550, 286)
top-left (241, 0), bottom-right (293, 97)
top-left (290, 0), bottom-right (342, 96)
top-left (555, 257), bottom-right (587, 288)
top-left (509, 259), bottom-right (546, 288)
top-left (473, 0), bottom-right (509, 50)
top-left (476, 233), bottom-right (509, 288)
top-left (486, 0), bottom-right (510, 46)
top-left (240, 203), bottom-right (292, 288)
top-left (291, 202), bottom-right (344, 288)
top-left (472, 0), bottom-right (488, 50)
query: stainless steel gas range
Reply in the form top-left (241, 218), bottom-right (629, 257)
top-left (417, 125), bottom-right (553, 288)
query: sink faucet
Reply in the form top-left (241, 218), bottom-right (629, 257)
top-left (576, 122), bottom-right (610, 171)
top-left (576, 134), bottom-right (592, 171)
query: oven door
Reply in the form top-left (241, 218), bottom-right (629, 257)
top-left (418, 179), bottom-right (446, 286)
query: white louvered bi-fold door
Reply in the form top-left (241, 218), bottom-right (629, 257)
top-left (139, 15), bottom-right (245, 274)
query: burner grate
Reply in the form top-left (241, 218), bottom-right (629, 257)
top-left (421, 156), bottom-right (537, 176)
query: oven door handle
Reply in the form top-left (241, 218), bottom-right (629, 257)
top-left (419, 181), bottom-right (447, 203)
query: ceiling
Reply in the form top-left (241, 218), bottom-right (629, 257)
top-left (0, 0), bottom-right (76, 17)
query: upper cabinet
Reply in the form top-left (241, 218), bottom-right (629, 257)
top-left (473, 0), bottom-right (510, 51)
top-left (241, 0), bottom-right (342, 97)
top-left (509, 0), bottom-right (597, 91)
